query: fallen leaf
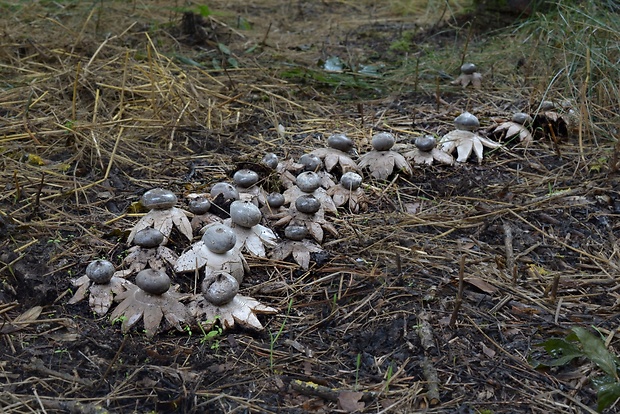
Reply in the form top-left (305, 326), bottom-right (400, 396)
top-left (464, 277), bottom-right (497, 294)
top-left (338, 391), bottom-right (365, 412)
top-left (404, 202), bottom-right (421, 214)
top-left (13, 305), bottom-right (43, 323)
top-left (511, 303), bottom-right (541, 315)
top-left (284, 338), bottom-right (315, 357)
top-left (481, 341), bottom-right (496, 358)
top-left (0, 306), bottom-right (43, 333)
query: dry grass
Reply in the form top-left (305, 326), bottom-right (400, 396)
top-left (1, 0), bottom-right (620, 413)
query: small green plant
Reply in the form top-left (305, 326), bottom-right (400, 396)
top-left (269, 298), bottom-right (293, 371)
top-left (197, 320), bottom-right (223, 350)
top-left (384, 364), bottom-right (394, 392)
top-left (213, 43), bottom-right (239, 69)
top-left (63, 120), bottom-right (75, 131)
top-left (531, 326), bottom-right (620, 412)
top-left (112, 315), bottom-right (127, 325)
top-left (47, 235), bottom-right (64, 246)
top-left (354, 353), bottom-right (362, 390)
top-left (195, 4), bottom-right (211, 17)
top-left (278, 67), bottom-right (381, 100)
top-left (171, 4), bottom-right (212, 17)
top-left (389, 31), bottom-right (416, 53)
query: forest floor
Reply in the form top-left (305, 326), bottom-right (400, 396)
top-left (1, 1), bottom-right (620, 413)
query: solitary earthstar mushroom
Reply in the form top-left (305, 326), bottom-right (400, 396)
top-left (358, 132), bottom-right (412, 180)
top-left (440, 112), bottom-right (501, 163)
top-left (451, 63), bottom-right (482, 89)
top-left (310, 133), bottom-right (360, 174)
top-left (491, 112), bottom-right (534, 146)
top-left (233, 169), bottom-right (263, 205)
top-left (114, 228), bottom-right (178, 278)
top-left (270, 224), bottom-right (325, 270)
top-left (327, 171), bottom-right (368, 213)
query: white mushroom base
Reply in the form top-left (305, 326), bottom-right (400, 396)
top-left (189, 294), bottom-right (278, 331)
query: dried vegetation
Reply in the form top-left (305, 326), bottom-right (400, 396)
top-left (2, 0), bottom-right (620, 413)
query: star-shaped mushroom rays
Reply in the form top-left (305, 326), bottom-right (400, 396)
top-left (110, 269), bottom-right (192, 338)
top-left (174, 223), bottom-right (248, 284)
top-left (190, 294), bottom-right (277, 331)
top-left (439, 112), bottom-right (502, 164)
top-left (451, 63), bottom-right (482, 89)
top-left (439, 130), bottom-right (501, 163)
top-left (491, 113), bottom-right (533, 146)
top-left (68, 260), bottom-right (132, 316)
top-left (273, 157), bottom-right (305, 189)
top-left (113, 228), bottom-right (178, 278)
top-left (309, 133), bottom-right (360, 175)
top-left (358, 132), bottom-right (412, 180)
top-left (271, 237), bottom-right (325, 270)
top-left (310, 147), bottom-right (360, 174)
top-left (186, 193), bottom-right (221, 233)
top-left (327, 172), bottom-right (368, 213)
top-left (113, 245), bottom-right (178, 278)
top-left (404, 135), bottom-right (454, 166)
top-left (127, 188), bottom-right (193, 245)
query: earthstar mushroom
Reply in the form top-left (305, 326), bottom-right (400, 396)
top-left (270, 225), bottom-right (325, 270)
top-left (233, 169), bottom-right (264, 205)
top-left (451, 63), bottom-right (482, 89)
top-left (261, 153), bottom-right (279, 170)
top-left (189, 272), bottom-right (277, 331)
top-left (110, 269), bottom-right (191, 338)
top-left (127, 188), bottom-right (193, 245)
top-left (440, 113), bottom-right (501, 163)
top-left (224, 201), bottom-right (277, 257)
top-left (491, 112), bottom-right (534, 145)
top-left (358, 132), bottom-right (412, 180)
top-left (404, 135), bottom-right (454, 166)
top-left (261, 192), bottom-right (287, 218)
top-left (175, 223), bottom-right (248, 283)
top-left (187, 193), bottom-right (220, 232)
top-left (310, 133), bottom-right (360, 174)
top-left (114, 228), bottom-right (178, 278)
top-left (327, 171), bottom-right (368, 212)
top-left (202, 270), bottom-right (239, 306)
top-left (68, 259), bottom-right (131, 316)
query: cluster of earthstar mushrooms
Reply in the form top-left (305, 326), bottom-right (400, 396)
top-left (69, 110), bottom-right (542, 337)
